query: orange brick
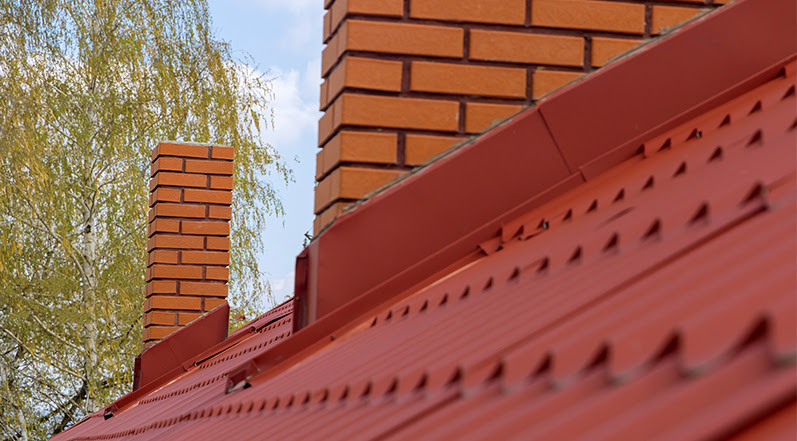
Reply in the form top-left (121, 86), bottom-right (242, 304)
top-left (145, 280), bottom-right (178, 296)
top-left (211, 146), bottom-right (234, 160)
top-left (148, 188), bottom-right (181, 206)
top-left (317, 131), bottom-right (397, 179)
top-left (337, 93), bottom-right (460, 132)
top-left (410, 0), bottom-right (525, 25)
top-left (185, 159), bottom-right (234, 175)
top-left (531, 0), bottom-right (645, 34)
top-left (327, 0), bottom-right (404, 39)
top-left (183, 189), bottom-right (232, 205)
top-left (148, 264), bottom-right (203, 280)
top-left (204, 298), bottom-right (227, 311)
top-left (178, 313), bottom-right (203, 326)
top-left (314, 202), bottom-right (350, 234)
top-left (205, 267), bottom-right (229, 281)
top-left (320, 80), bottom-right (330, 109)
top-left (323, 11), bottom-right (332, 43)
top-left (210, 176), bottom-right (233, 190)
top-left (144, 311), bottom-right (175, 326)
top-left (147, 234), bottom-right (205, 251)
top-left (143, 326), bottom-right (181, 341)
top-left (405, 134), bottom-right (465, 166)
top-left (470, 30), bottom-right (583, 67)
top-left (150, 157), bottom-right (182, 176)
top-left (206, 236), bottom-right (230, 251)
top-left (652, 5), bottom-right (704, 34)
top-left (150, 172), bottom-right (207, 191)
top-left (144, 295), bottom-right (202, 312)
top-left (318, 107), bottom-right (336, 145)
top-left (182, 250), bottom-right (230, 265)
top-left (181, 221), bottom-right (230, 236)
top-left (152, 142), bottom-right (208, 161)
top-left (208, 206), bottom-right (232, 220)
top-left (323, 20), bottom-right (464, 74)
top-left (591, 37), bottom-right (640, 67)
top-left (148, 218), bottom-right (180, 237)
top-left (149, 203), bottom-right (206, 220)
top-left (180, 281), bottom-right (228, 296)
top-left (315, 167), bottom-right (405, 212)
top-left (465, 103), bottom-right (523, 133)
top-left (147, 250), bottom-right (178, 266)
top-left (533, 70), bottom-right (584, 99)
top-left (411, 61), bottom-right (527, 99)
top-left (325, 57), bottom-right (403, 109)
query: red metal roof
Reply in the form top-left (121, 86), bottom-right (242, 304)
top-left (50, 0), bottom-right (796, 439)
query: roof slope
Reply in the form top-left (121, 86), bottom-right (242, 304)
top-left (51, 54), bottom-right (797, 440)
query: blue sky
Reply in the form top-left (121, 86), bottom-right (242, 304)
top-left (208, 0), bottom-right (324, 303)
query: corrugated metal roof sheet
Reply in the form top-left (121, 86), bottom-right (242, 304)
top-left (51, 54), bottom-right (797, 441)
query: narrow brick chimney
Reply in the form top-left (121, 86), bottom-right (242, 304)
top-left (314, 0), bottom-right (711, 233)
top-left (143, 142), bottom-right (234, 347)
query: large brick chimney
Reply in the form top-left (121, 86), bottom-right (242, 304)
top-left (143, 142), bottom-right (233, 347)
top-left (314, 0), bottom-right (718, 233)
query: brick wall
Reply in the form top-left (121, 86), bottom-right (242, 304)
top-left (143, 142), bottom-right (234, 347)
top-left (314, 0), bottom-right (727, 233)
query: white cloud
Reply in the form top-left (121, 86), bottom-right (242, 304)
top-left (260, 60), bottom-right (321, 152)
top-left (269, 270), bottom-right (295, 300)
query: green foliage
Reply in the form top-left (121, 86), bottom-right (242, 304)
top-left (0, 1), bottom-right (290, 439)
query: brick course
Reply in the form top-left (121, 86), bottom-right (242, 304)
top-left (314, 0), bottom-right (723, 233)
top-left (143, 142), bottom-right (233, 347)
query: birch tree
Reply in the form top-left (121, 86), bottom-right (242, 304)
top-left (0, 1), bottom-right (290, 439)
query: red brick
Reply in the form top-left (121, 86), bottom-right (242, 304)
top-left (145, 280), bottom-right (178, 296)
top-left (211, 146), bottom-right (234, 160)
top-left (652, 5), bottom-right (704, 34)
top-left (336, 93), bottom-right (460, 132)
top-left (208, 206), bottom-right (233, 220)
top-left (185, 159), bottom-right (234, 175)
top-left (204, 298), bottom-right (227, 311)
top-left (180, 281), bottom-right (228, 296)
top-left (152, 142), bottom-right (208, 161)
top-left (533, 70), bottom-right (584, 99)
top-left (405, 134), bottom-right (466, 166)
top-left (183, 189), bottom-right (232, 205)
top-left (148, 264), bottom-right (203, 280)
top-left (144, 311), bottom-right (175, 326)
top-left (143, 326), bottom-right (181, 341)
top-left (465, 102), bottom-right (524, 133)
top-left (469, 30), bottom-right (583, 67)
top-left (147, 234), bottom-right (205, 251)
top-left (181, 221), bottom-right (230, 236)
top-left (147, 218), bottom-right (180, 237)
top-left (149, 188), bottom-right (181, 206)
top-left (591, 37), bottom-right (640, 66)
top-left (323, 11), bottom-right (332, 43)
top-left (317, 131), bottom-right (397, 179)
top-left (147, 250), bottom-right (179, 266)
top-left (150, 157), bottom-right (182, 176)
top-left (150, 172), bottom-right (207, 191)
top-left (181, 250), bottom-right (230, 265)
top-left (210, 176), bottom-right (233, 190)
top-left (327, 0), bottom-right (403, 40)
top-left (206, 237), bottom-right (230, 251)
top-left (315, 167), bottom-right (405, 213)
top-left (410, 0), bottom-right (525, 25)
top-left (531, 0), bottom-right (645, 34)
top-left (149, 203), bottom-right (206, 220)
top-left (411, 61), bottom-right (527, 98)
top-left (144, 295), bottom-right (202, 312)
top-left (178, 313), bottom-right (203, 326)
top-left (324, 57), bottom-right (403, 110)
top-left (205, 267), bottom-right (229, 281)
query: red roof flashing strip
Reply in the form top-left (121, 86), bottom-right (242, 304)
top-left (295, 0), bottom-right (797, 329)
